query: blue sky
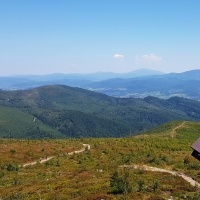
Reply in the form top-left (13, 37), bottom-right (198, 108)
top-left (0, 0), bottom-right (200, 75)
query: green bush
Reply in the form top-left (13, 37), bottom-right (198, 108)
top-left (110, 171), bottom-right (132, 194)
top-left (6, 163), bottom-right (18, 171)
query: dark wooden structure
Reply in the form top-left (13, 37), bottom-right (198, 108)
top-left (191, 137), bottom-right (200, 161)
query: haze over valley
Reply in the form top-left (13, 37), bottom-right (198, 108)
top-left (1, 68), bottom-right (200, 100)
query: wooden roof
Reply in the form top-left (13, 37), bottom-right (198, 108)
top-left (191, 137), bottom-right (200, 153)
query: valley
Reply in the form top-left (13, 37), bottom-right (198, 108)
top-left (1, 69), bottom-right (200, 100)
top-left (0, 71), bottom-right (200, 199)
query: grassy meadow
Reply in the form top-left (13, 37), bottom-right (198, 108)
top-left (0, 121), bottom-right (200, 199)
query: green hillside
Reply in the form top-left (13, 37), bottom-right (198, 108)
top-left (0, 85), bottom-right (200, 138)
top-left (0, 106), bottom-right (63, 138)
top-left (0, 121), bottom-right (200, 199)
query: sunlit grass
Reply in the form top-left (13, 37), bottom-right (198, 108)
top-left (0, 121), bottom-right (200, 199)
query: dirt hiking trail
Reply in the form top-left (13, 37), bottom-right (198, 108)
top-left (170, 121), bottom-right (186, 138)
top-left (120, 122), bottom-right (200, 188)
top-left (22, 137), bottom-right (200, 189)
top-left (120, 164), bottom-right (200, 187)
top-left (22, 144), bottom-right (90, 167)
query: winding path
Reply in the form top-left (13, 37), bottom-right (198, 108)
top-left (170, 121), bottom-right (186, 138)
top-left (119, 122), bottom-right (200, 187)
top-left (120, 164), bottom-right (200, 187)
top-left (22, 144), bottom-right (90, 167)
top-left (22, 141), bottom-right (200, 188)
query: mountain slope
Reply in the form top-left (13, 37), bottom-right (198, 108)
top-left (0, 106), bottom-right (62, 138)
top-left (0, 121), bottom-right (200, 199)
top-left (1, 85), bottom-right (200, 138)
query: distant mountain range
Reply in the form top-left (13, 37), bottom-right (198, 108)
top-left (0, 68), bottom-right (163, 89)
top-left (1, 68), bottom-right (200, 100)
top-left (87, 69), bottom-right (200, 100)
top-left (1, 85), bottom-right (200, 138)
top-left (14, 68), bottom-right (164, 81)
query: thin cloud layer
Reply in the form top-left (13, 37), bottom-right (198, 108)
top-left (142, 54), bottom-right (162, 61)
top-left (113, 54), bottom-right (125, 59)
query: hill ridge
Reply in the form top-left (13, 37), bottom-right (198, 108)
top-left (0, 85), bottom-right (200, 138)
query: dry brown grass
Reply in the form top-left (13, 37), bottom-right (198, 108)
top-left (0, 121), bottom-right (200, 199)
top-left (0, 139), bottom-right (82, 165)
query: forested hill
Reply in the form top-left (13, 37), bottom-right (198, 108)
top-left (0, 85), bottom-right (200, 138)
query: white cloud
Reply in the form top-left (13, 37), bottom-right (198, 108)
top-left (142, 53), bottom-right (162, 61)
top-left (113, 54), bottom-right (124, 59)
